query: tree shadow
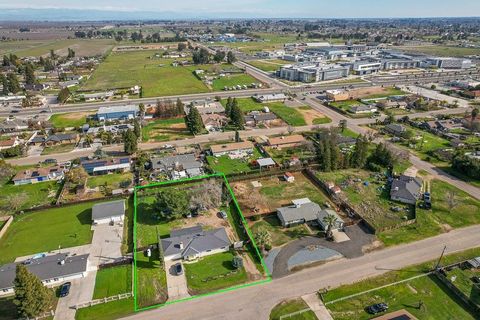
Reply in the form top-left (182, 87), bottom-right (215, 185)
top-left (76, 208), bottom-right (93, 225)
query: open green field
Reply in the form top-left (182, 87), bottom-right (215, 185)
top-left (0, 202), bottom-right (96, 264)
top-left (0, 39), bottom-right (115, 57)
top-left (184, 251), bottom-right (248, 295)
top-left (317, 169), bottom-right (413, 231)
top-left (379, 179), bottom-right (480, 246)
top-left (142, 117), bottom-right (191, 142)
top-left (250, 215), bottom-right (311, 247)
top-left (0, 180), bottom-right (61, 211)
top-left (247, 59), bottom-right (288, 72)
top-left (136, 249), bottom-right (168, 308)
top-left (359, 87), bottom-right (406, 100)
top-left (212, 74), bottom-right (259, 91)
top-left (232, 171), bottom-right (333, 217)
top-left (82, 50), bottom-right (209, 97)
top-left (76, 298), bottom-right (134, 320)
top-left (270, 298), bottom-right (317, 320)
top-left (224, 98), bottom-right (307, 126)
top-left (207, 147), bottom-right (263, 175)
top-left (49, 112), bottom-right (92, 129)
top-left (93, 265), bottom-right (132, 299)
top-left (86, 172), bottom-right (133, 190)
top-left (41, 143), bottom-right (75, 155)
top-left (397, 45), bottom-right (480, 57)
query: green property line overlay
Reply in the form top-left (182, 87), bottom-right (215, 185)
top-left (133, 172), bottom-right (272, 313)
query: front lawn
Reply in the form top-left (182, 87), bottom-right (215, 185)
top-left (135, 249), bottom-right (167, 308)
top-left (41, 143), bottom-right (75, 155)
top-left (0, 180), bottom-right (61, 211)
top-left (141, 117), bottom-right (192, 142)
top-left (270, 298), bottom-right (317, 320)
top-left (184, 251), bottom-right (248, 295)
top-left (212, 74), bottom-right (259, 91)
top-left (75, 298), bottom-right (134, 320)
top-left (378, 179), bottom-right (480, 246)
top-left (86, 172), bottom-right (133, 190)
top-left (359, 87), bottom-right (406, 100)
top-left (0, 202), bottom-right (95, 264)
top-left (250, 215), bottom-right (310, 247)
top-left (93, 265), bottom-right (132, 299)
top-left (49, 112), bottom-right (92, 129)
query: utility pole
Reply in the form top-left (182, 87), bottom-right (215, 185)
top-left (434, 245), bottom-right (447, 270)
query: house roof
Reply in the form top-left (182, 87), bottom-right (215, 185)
top-left (0, 137), bottom-right (17, 147)
top-left (45, 133), bottom-right (77, 143)
top-left (385, 123), bottom-right (406, 134)
top-left (161, 227), bottom-right (230, 258)
top-left (277, 200), bottom-right (322, 224)
top-left (97, 105), bottom-right (139, 115)
top-left (256, 158), bottom-right (276, 167)
top-left (92, 200), bottom-right (126, 221)
top-left (12, 166), bottom-right (64, 181)
top-left (151, 153), bottom-right (202, 171)
top-left (0, 253), bottom-right (89, 290)
top-left (351, 105), bottom-right (376, 113)
top-left (390, 175), bottom-right (422, 202)
top-left (268, 135), bottom-right (306, 146)
top-left (210, 141), bottom-right (254, 154)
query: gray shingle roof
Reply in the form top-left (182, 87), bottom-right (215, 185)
top-left (390, 175), bottom-right (422, 202)
top-left (256, 158), bottom-right (276, 167)
top-left (151, 154), bottom-right (202, 171)
top-left (0, 253), bottom-right (89, 290)
top-left (161, 227), bottom-right (230, 258)
top-left (277, 201), bottom-right (322, 224)
top-left (92, 200), bottom-right (126, 221)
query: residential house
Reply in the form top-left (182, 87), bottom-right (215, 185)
top-left (350, 105), bottom-right (377, 114)
top-left (161, 226), bottom-right (231, 261)
top-left (268, 135), bottom-right (306, 148)
top-left (283, 172), bottom-right (295, 182)
top-left (24, 83), bottom-right (50, 91)
top-left (0, 95), bottom-right (26, 107)
top-left (0, 253), bottom-right (89, 297)
top-left (0, 136), bottom-right (19, 151)
top-left (244, 112), bottom-right (278, 127)
top-left (151, 153), bottom-right (203, 180)
top-left (81, 157), bottom-right (131, 175)
top-left (12, 166), bottom-right (67, 185)
top-left (82, 91), bottom-right (114, 102)
top-left (186, 100), bottom-right (225, 115)
top-left (390, 175), bottom-right (422, 205)
top-left (59, 80), bottom-right (80, 88)
top-left (96, 105), bottom-right (139, 121)
top-left (43, 133), bottom-right (79, 146)
top-left (385, 123), bottom-right (407, 136)
top-left (0, 118), bottom-right (29, 133)
top-left (276, 198), bottom-right (344, 229)
top-left (92, 200), bottom-right (126, 224)
top-left (201, 114), bottom-right (228, 132)
top-left (210, 141), bottom-right (255, 158)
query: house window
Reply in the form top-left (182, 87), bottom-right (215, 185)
top-left (2, 289), bottom-right (8, 292)
top-left (54, 278), bottom-right (59, 281)
top-left (206, 250), bottom-right (212, 252)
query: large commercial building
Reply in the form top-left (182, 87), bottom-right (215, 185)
top-left (425, 57), bottom-right (472, 69)
top-left (278, 63), bottom-right (349, 82)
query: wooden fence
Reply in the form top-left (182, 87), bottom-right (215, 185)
top-left (0, 215), bottom-right (13, 240)
top-left (73, 292), bottom-right (133, 310)
top-left (20, 310), bottom-right (54, 320)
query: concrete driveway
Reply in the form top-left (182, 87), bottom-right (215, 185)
top-left (165, 260), bottom-right (190, 301)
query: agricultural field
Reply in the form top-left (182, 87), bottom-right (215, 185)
top-left (0, 39), bottom-right (116, 57)
top-left (0, 201), bottom-right (96, 264)
top-left (396, 45), bottom-right (480, 57)
top-left (82, 50), bottom-right (209, 97)
top-left (142, 117), bottom-right (192, 142)
top-left (378, 178), bottom-right (480, 246)
top-left (317, 169), bottom-right (414, 232)
top-left (232, 171), bottom-right (333, 217)
top-left (206, 146), bottom-right (263, 175)
top-left (270, 298), bottom-right (317, 320)
top-left (49, 112), bottom-right (93, 129)
top-left (0, 180), bottom-right (61, 212)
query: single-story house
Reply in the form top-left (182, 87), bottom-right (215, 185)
top-left (96, 105), bottom-right (140, 121)
top-left (255, 157), bottom-right (276, 169)
top-left (43, 133), bottom-right (79, 146)
top-left (92, 200), bottom-right (126, 224)
top-left (82, 91), bottom-right (114, 102)
top-left (87, 124), bottom-right (134, 135)
top-left (390, 175), bottom-right (423, 205)
top-left (161, 226), bottom-right (231, 261)
top-left (151, 153), bottom-right (203, 180)
top-left (350, 105), bottom-right (377, 114)
top-left (284, 172), bottom-right (295, 182)
top-left (0, 253), bottom-right (89, 297)
top-left (244, 112), bottom-right (277, 127)
top-left (81, 157), bottom-right (131, 175)
top-left (385, 123), bottom-right (407, 136)
top-left (185, 100), bottom-right (225, 115)
top-left (201, 113), bottom-right (228, 132)
top-left (268, 135), bottom-right (306, 149)
top-left (0, 136), bottom-right (19, 151)
top-left (12, 166), bottom-right (67, 185)
top-left (277, 198), bottom-right (344, 230)
top-left (0, 119), bottom-right (29, 133)
top-left (210, 141), bottom-right (255, 158)
top-left (252, 93), bottom-right (287, 103)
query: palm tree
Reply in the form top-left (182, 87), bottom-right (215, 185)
top-left (254, 229), bottom-right (271, 254)
top-left (84, 134), bottom-right (94, 147)
top-left (323, 214), bottom-right (338, 241)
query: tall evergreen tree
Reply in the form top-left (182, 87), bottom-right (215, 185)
top-left (230, 102), bottom-right (245, 129)
top-left (176, 98), bottom-right (184, 115)
top-left (123, 129), bottom-right (138, 155)
top-left (351, 135), bottom-right (369, 168)
top-left (133, 119), bottom-right (141, 139)
top-left (57, 87), bottom-right (70, 104)
top-left (323, 141), bottom-right (332, 171)
top-left (225, 97), bottom-right (233, 116)
top-left (0, 74), bottom-right (8, 95)
top-left (13, 264), bottom-right (54, 318)
top-left (24, 63), bottom-right (36, 85)
top-left (227, 51), bottom-right (237, 64)
top-left (186, 106), bottom-right (204, 135)
top-left (7, 73), bottom-right (20, 93)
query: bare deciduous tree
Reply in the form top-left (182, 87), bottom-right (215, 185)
top-left (446, 190), bottom-right (458, 211)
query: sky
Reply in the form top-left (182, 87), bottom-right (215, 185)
top-left (0, 0), bottom-right (479, 18)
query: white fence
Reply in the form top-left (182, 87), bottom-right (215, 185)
top-left (73, 292), bottom-right (133, 310)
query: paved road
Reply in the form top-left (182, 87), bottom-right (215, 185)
top-left (122, 224), bottom-right (480, 320)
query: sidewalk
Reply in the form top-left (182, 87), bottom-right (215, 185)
top-left (301, 293), bottom-right (333, 320)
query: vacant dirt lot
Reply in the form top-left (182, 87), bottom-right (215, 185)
top-left (297, 107), bottom-right (327, 125)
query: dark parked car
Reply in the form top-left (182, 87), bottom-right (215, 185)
top-left (472, 276), bottom-right (480, 284)
top-left (43, 158), bottom-right (58, 165)
top-left (174, 263), bottom-right (183, 275)
top-left (366, 302), bottom-right (388, 314)
top-left (59, 282), bottom-right (72, 297)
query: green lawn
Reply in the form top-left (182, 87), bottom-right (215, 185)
top-left (312, 117), bottom-right (332, 125)
top-left (82, 50), bottom-right (209, 97)
top-left (251, 215), bottom-right (310, 247)
top-left (0, 202), bottom-right (96, 264)
top-left (93, 265), bottom-right (132, 299)
top-left (0, 298), bottom-right (17, 320)
top-left (141, 117), bottom-right (191, 142)
top-left (330, 100), bottom-right (371, 118)
top-left (207, 147), bottom-right (263, 175)
top-left (247, 60), bottom-right (286, 72)
top-left (378, 179), bottom-right (480, 246)
top-left (270, 298), bottom-right (317, 320)
top-left (265, 145), bottom-right (315, 167)
top-left (212, 74), bottom-right (259, 91)
top-left (75, 298), bottom-right (134, 320)
top-left (0, 180), bottom-right (61, 212)
top-left (41, 143), bottom-right (75, 155)
top-left (223, 98), bottom-right (307, 126)
top-left (324, 248), bottom-right (480, 320)
top-left (447, 267), bottom-right (480, 306)
top-left (135, 249), bottom-right (167, 308)
top-left (184, 251), bottom-right (248, 295)
top-left (359, 87), bottom-right (406, 100)
top-left (86, 172), bottom-right (133, 190)
top-left (49, 112), bottom-right (92, 129)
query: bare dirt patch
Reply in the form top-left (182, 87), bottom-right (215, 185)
top-left (60, 111), bottom-right (93, 120)
top-left (170, 122), bottom-right (187, 129)
top-left (297, 108), bottom-right (327, 125)
top-left (181, 209), bottom-right (238, 242)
